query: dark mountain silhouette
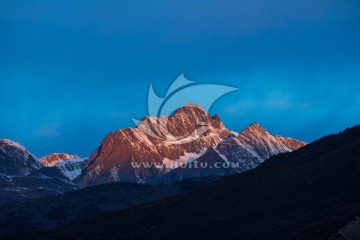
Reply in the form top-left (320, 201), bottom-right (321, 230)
top-left (0, 177), bottom-right (219, 238)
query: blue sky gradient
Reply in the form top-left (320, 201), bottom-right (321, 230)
top-left (1, 0), bottom-right (359, 157)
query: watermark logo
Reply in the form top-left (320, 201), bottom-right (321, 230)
top-left (131, 161), bottom-right (240, 169)
top-left (133, 74), bottom-right (237, 144)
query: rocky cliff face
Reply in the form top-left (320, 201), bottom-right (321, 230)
top-left (76, 105), bottom-right (232, 186)
top-left (154, 147), bottom-right (237, 183)
top-left (157, 123), bottom-right (306, 183)
top-left (77, 105), bottom-right (305, 186)
top-left (234, 123), bottom-right (306, 160)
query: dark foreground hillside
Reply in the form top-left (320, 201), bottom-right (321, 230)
top-left (0, 177), bottom-right (218, 238)
top-left (12, 126), bottom-right (360, 239)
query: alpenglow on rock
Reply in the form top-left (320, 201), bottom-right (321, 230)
top-left (39, 153), bottom-right (80, 167)
top-left (156, 123), bottom-right (307, 183)
top-left (76, 105), bottom-right (232, 186)
top-left (76, 105), bottom-right (306, 186)
top-left (36, 153), bottom-right (88, 181)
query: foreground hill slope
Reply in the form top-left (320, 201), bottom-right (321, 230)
top-left (0, 177), bottom-right (218, 238)
top-left (42, 125), bottom-right (360, 240)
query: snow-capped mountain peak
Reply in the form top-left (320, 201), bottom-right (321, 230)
top-left (157, 122), bottom-right (307, 183)
top-left (38, 153), bottom-right (88, 180)
top-left (236, 123), bottom-right (305, 159)
top-left (0, 139), bottom-right (43, 175)
top-left (76, 104), bottom-right (232, 186)
top-left (76, 105), bottom-right (306, 186)
top-left (240, 122), bottom-right (270, 137)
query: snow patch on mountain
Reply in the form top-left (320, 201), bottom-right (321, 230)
top-left (55, 158), bottom-right (88, 180)
top-left (77, 105), bottom-right (306, 186)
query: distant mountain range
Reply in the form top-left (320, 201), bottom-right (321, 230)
top-left (76, 104), bottom-right (305, 186)
top-left (0, 104), bottom-right (305, 204)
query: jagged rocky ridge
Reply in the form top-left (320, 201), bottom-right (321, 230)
top-left (77, 105), bottom-right (306, 186)
top-left (76, 105), bottom-right (232, 186)
top-left (157, 123), bottom-right (306, 183)
top-left (0, 104), bottom-right (306, 194)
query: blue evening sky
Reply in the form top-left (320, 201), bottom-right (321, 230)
top-left (1, 0), bottom-right (359, 157)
